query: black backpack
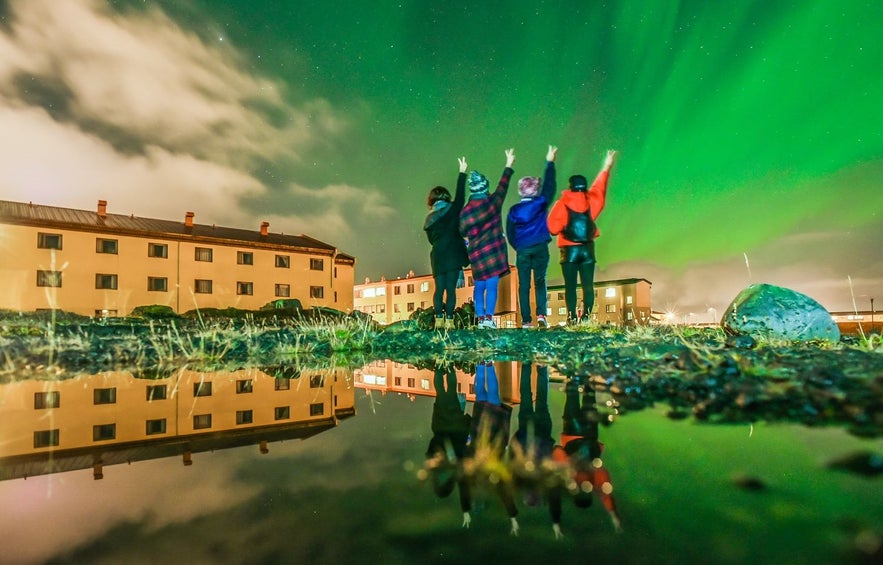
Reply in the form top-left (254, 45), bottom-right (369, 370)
top-left (562, 204), bottom-right (594, 243)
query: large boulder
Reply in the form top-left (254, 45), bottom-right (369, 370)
top-left (721, 283), bottom-right (840, 342)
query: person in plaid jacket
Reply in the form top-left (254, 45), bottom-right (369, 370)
top-left (459, 148), bottom-right (515, 328)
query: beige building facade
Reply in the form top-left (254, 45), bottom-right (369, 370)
top-left (0, 199), bottom-right (355, 317)
top-left (546, 278), bottom-right (653, 327)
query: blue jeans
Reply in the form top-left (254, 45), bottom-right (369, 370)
top-left (515, 243), bottom-right (550, 323)
top-left (473, 275), bottom-right (499, 318)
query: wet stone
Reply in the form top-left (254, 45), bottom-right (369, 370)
top-left (721, 283), bottom-right (841, 342)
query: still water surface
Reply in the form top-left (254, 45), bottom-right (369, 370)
top-left (0, 360), bottom-right (880, 564)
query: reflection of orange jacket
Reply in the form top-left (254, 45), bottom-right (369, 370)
top-left (546, 170), bottom-right (609, 247)
top-left (552, 442), bottom-right (618, 517)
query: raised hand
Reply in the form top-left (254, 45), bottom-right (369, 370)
top-left (604, 149), bottom-right (617, 171)
top-left (547, 145), bottom-right (558, 162)
top-left (458, 156), bottom-right (468, 173)
top-left (504, 148), bottom-right (515, 168)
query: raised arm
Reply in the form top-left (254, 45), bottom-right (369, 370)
top-left (541, 145), bottom-right (557, 201)
top-left (453, 156), bottom-right (468, 210)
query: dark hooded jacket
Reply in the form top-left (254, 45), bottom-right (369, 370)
top-left (505, 160), bottom-right (556, 251)
top-left (424, 172), bottom-right (470, 275)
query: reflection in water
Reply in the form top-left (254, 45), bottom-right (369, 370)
top-left (0, 366), bottom-right (355, 481)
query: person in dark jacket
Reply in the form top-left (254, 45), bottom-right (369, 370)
top-left (547, 150), bottom-right (616, 324)
top-left (424, 157), bottom-right (471, 329)
top-left (506, 145), bottom-right (557, 328)
top-left (459, 149), bottom-right (515, 329)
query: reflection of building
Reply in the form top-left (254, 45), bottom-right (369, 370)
top-left (0, 367), bottom-right (356, 481)
top-left (546, 278), bottom-right (652, 327)
top-left (355, 360), bottom-right (519, 403)
top-left (0, 199), bottom-right (355, 317)
top-left (353, 268), bottom-right (520, 327)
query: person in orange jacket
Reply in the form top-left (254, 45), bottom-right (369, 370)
top-left (546, 150), bottom-right (617, 324)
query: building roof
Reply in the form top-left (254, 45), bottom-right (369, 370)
top-left (0, 199), bottom-right (348, 256)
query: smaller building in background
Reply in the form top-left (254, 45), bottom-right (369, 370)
top-left (545, 278), bottom-right (652, 327)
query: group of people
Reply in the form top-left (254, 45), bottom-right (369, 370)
top-left (424, 146), bottom-right (617, 329)
top-left (425, 362), bottom-right (622, 537)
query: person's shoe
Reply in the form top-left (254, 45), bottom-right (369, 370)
top-left (478, 315), bottom-right (496, 329)
top-left (536, 315), bottom-right (547, 329)
top-left (521, 322), bottom-right (534, 329)
top-left (434, 316), bottom-right (444, 330)
top-left (444, 317), bottom-right (455, 330)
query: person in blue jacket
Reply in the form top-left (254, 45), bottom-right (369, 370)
top-left (505, 145), bottom-right (557, 328)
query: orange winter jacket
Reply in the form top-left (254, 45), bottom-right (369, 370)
top-left (546, 169), bottom-right (609, 247)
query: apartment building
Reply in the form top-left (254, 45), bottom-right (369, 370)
top-left (0, 199), bottom-right (355, 316)
top-left (354, 268), bottom-right (520, 327)
top-left (0, 367), bottom-right (356, 480)
top-left (546, 278), bottom-right (652, 327)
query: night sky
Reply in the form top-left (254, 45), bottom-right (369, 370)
top-left (0, 0), bottom-right (880, 314)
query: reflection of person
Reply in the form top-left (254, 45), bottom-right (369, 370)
top-left (469, 362), bottom-right (519, 534)
top-left (506, 145), bottom-right (557, 328)
top-left (425, 363), bottom-right (472, 526)
top-left (510, 363), bottom-right (554, 469)
top-left (459, 149), bottom-right (515, 329)
top-left (547, 150), bottom-right (616, 324)
top-left (549, 379), bottom-right (622, 537)
top-left (424, 157), bottom-right (471, 330)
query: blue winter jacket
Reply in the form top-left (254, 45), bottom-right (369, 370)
top-left (505, 160), bottom-right (556, 251)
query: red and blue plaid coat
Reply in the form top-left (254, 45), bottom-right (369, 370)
top-left (459, 167), bottom-right (513, 280)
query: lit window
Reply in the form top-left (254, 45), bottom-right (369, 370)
top-left (558, 307), bottom-right (567, 315)
top-left (275, 284), bottom-right (290, 297)
top-left (194, 279), bottom-right (213, 294)
top-left (37, 270), bottom-right (62, 287)
top-left (236, 281), bottom-right (254, 295)
top-left (605, 287), bottom-right (616, 298)
top-left (627, 311), bottom-right (634, 320)
top-left (606, 304), bottom-right (616, 313)
top-left (93, 423), bottom-right (116, 441)
top-left (37, 233), bottom-right (63, 249)
top-left (310, 286), bottom-right (324, 299)
top-left (363, 288), bottom-right (376, 298)
top-left (34, 391), bottom-right (60, 409)
top-left (148, 243), bottom-right (168, 258)
top-left (195, 247), bottom-right (213, 262)
top-left (95, 274), bottom-right (118, 290)
top-left (146, 419), bottom-right (167, 435)
top-left (310, 258), bottom-right (324, 271)
top-left (237, 251), bottom-right (254, 265)
top-left (96, 238), bottom-right (118, 254)
top-left (148, 277), bottom-right (168, 292)
top-left (93, 388), bottom-right (117, 405)
top-left (626, 295), bottom-right (633, 305)
top-left (375, 287), bottom-right (386, 296)
top-left (236, 410), bottom-right (254, 425)
top-left (420, 282), bottom-right (430, 292)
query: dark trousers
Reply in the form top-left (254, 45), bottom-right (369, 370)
top-left (515, 243), bottom-right (550, 323)
top-left (433, 270), bottom-right (460, 317)
top-left (560, 242), bottom-right (596, 322)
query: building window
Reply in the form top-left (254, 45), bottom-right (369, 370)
top-left (193, 414), bottom-right (212, 429)
top-left (420, 282), bottom-right (430, 292)
top-left (146, 384), bottom-right (167, 401)
top-left (95, 274), bottom-right (118, 290)
top-left (237, 251), bottom-right (254, 265)
top-left (309, 403), bottom-right (325, 416)
top-left (37, 270), bottom-right (62, 287)
top-left (406, 284), bottom-right (415, 293)
top-left (195, 247), bottom-right (213, 262)
top-left (146, 419), bottom-right (167, 435)
top-left (95, 309), bottom-right (118, 318)
top-left (626, 295), bottom-right (633, 305)
top-left (236, 379), bottom-right (254, 393)
top-left (275, 255), bottom-right (290, 268)
top-left (394, 286), bottom-right (401, 295)
top-left (377, 304), bottom-right (385, 313)
top-left (275, 406), bottom-right (290, 420)
top-left (393, 304), bottom-right (401, 313)
top-left (310, 286), bottom-right (324, 299)
top-left (407, 378), bottom-right (415, 388)
top-left (310, 258), bottom-right (324, 271)
top-left (93, 423), bottom-right (116, 441)
top-left (236, 281), bottom-right (254, 295)
top-left (194, 279), bottom-right (213, 294)
top-left (275, 284), bottom-right (290, 297)
top-left (236, 410), bottom-right (254, 425)
top-left (606, 304), bottom-right (616, 313)
top-left (96, 238), bottom-right (118, 254)
top-left (34, 391), bottom-right (60, 409)
top-left (274, 378), bottom-right (291, 391)
top-left (558, 307), bottom-right (567, 315)
top-left (194, 382), bottom-right (212, 397)
top-left (407, 302), bottom-right (415, 312)
top-left (605, 287), bottom-right (616, 298)
top-left (376, 287), bottom-right (386, 296)
top-left (394, 377), bottom-right (401, 386)
top-left (34, 429), bottom-right (60, 448)
top-left (627, 311), bottom-right (634, 321)
top-left (148, 242), bottom-right (168, 258)
top-left (148, 277), bottom-right (168, 292)
top-left (37, 232), bottom-right (63, 249)
top-left (94, 388), bottom-right (117, 405)
top-left (309, 374), bottom-right (323, 388)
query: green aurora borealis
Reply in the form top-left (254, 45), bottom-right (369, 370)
top-left (3, 0), bottom-right (881, 309)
